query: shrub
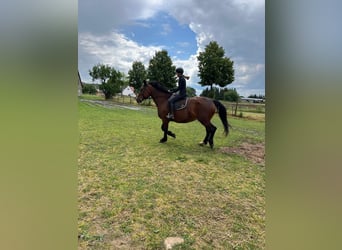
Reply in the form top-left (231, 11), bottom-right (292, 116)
top-left (82, 84), bottom-right (97, 95)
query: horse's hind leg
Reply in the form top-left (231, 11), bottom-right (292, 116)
top-left (167, 130), bottom-right (176, 138)
top-left (199, 126), bottom-right (210, 146)
top-left (208, 124), bottom-right (217, 149)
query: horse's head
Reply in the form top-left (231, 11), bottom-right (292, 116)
top-left (136, 80), bottom-right (151, 103)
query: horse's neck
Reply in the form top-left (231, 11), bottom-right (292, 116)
top-left (150, 89), bottom-right (170, 107)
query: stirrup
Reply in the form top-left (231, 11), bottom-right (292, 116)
top-left (166, 113), bottom-right (174, 119)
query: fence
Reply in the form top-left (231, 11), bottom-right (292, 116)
top-left (84, 94), bottom-right (265, 119)
top-left (224, 101), bottom-right (265, 115)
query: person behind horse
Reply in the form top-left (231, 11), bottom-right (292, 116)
top-left (166, 67), bottom-right (187, 119)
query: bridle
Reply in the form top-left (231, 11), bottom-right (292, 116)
top-left (136, 84), bottom-right (150, 103)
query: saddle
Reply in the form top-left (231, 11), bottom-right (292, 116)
top-left (174, 97), bottom-right (189, 110)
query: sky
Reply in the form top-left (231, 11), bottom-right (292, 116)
top-left (78, 0), bottom-right (265, 97)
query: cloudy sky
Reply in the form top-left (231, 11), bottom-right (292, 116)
top-left (78, 0), bottom-right (264, 97)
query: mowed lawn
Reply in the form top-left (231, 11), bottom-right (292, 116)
top-left (78, 99), bottom-right (265, 249)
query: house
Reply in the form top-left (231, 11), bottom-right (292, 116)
top-left (122, 86), bottom-right (136, 97)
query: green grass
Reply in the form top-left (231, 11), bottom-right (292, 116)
top-left (79, 93), bottom-right (104, 101)
top-left (78, 99), bottom-right (265, 249)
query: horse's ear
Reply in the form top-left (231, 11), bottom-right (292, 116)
top-left (143, 80), bottom-right (147, 86)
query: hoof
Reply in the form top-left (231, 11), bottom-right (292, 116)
top-left (199, 142), bottom-right (205, 146)
top-left (160, 138), bottom-right (167, 143)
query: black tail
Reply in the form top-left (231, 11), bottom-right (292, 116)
top-left (213, 100), bottom-right (230, 136)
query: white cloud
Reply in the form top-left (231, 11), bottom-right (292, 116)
top-left (79, 0), bottom-right (265, 96)
top-left (79, 30), bottom-right (204, 93)
top-left (79, 32), bottom-right (163, 79)
top-left (235, 63), bottom-right (264, 83)
top-left (166, 0), bottom-right (265, 96)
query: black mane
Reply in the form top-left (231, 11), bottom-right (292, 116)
top-left (149, 81), bottom-right (170, 94)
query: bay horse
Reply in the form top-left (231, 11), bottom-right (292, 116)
top-left (136, 80), bottom-right (230, 148)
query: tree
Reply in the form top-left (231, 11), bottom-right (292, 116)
top-left (223, 88), bottom-right (239, 102)
top-left (82, 84), bottom-right (97, 95)
top-left (147, 50), bottom-right (176, 89)
top-left (248, 94), bottom-right (265, 99)
top-left (89, 64), bottom-right (123, 99)
top-left (186, 87), bottom-right (197, 97)
top-left (200, 86), bottom-right (220, 99)
top-left (89, 64), bottom-right (111, 85)
top-left (128, 61), bottom-right (147, 91)
top-left (220, 88), bottom-right (240, 116)
top-left (197, 41), bottom-right (235, 92)
top-left (200, 86), bottom-right (240, 104)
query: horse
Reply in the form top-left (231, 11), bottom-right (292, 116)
top-left (136, 80), bottom-right (230, 148)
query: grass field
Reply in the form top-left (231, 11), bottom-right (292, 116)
top-left (78, 97), bottom-right (265, 249)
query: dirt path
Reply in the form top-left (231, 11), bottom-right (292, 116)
top-left (219, 142), bottom-right (265, 166)
top-left (80, 99), bottom-right (142, 110)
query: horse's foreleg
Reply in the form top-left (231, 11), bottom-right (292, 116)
top-left (160, 121), bottom-right (176, 140)
top-left (160, 121), bottom-right (169, 143)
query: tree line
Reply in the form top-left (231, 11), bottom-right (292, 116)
top-left (83, 41), bottom-right (238, 100)
top-left (247, 94), bottom-right (265, 99)
top-left (200, 87), bottom-right (239, 102)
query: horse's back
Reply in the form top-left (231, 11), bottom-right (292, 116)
top-left (190, 96), bottom-right (215, 108)
top-left (188, 96), bottom-right (216, 118)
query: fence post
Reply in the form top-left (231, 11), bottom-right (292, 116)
top-left (235, 101), bottom-right (238, 116)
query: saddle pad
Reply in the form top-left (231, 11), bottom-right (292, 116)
top-left (174, 98), bottom-right (189, 110)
